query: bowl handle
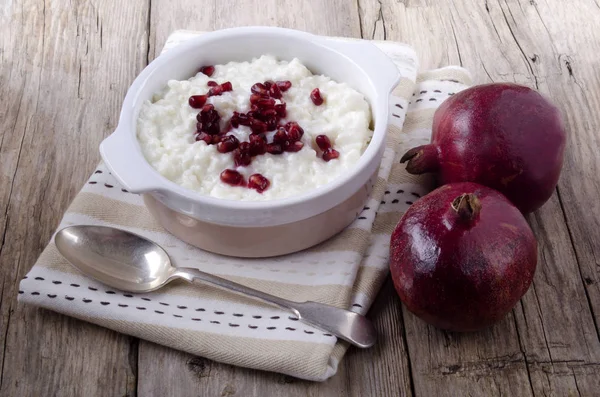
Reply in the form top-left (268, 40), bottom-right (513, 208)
top-left (324, 39), bottom-right (401, 94)
top-left (99, 129), bottom-right (162, 193)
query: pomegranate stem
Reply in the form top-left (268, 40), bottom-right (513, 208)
top-left (400, 144), bottom-right (439, 174)
top-left (451, 193), bottom-right (482, 221)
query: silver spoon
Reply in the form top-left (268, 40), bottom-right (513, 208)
top-left (54, 225), bottom-right (376, 348)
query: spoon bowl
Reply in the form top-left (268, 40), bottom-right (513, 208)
top-left (55, 226), bottom-right (176, 292)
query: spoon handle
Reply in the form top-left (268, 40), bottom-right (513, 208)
top-left (174, 267), bottom-right (299, 314)
top-left (173, 267), bottom-right (376, 348)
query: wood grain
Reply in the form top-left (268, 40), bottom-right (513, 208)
top-left (358, 0), bottom-right (600, 395)
top-left (0, 1), bottom-right (148, 396)
top-left (138, 2), bottom-right (411, 396)
top-left (1, 0), bottom-right (599, 395)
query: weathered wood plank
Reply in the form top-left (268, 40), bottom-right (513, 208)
top-left (137, 1), bottom-right (413, 396)
top-left (2, 0), bottom-right (600, 395)
top-left (500, 2), bottom-right (600, 394)
top-left (359, 1), bottom-right (536, 395)
top-left (137, 279), bottom-right (414, 396)
top-left (342, 279), bottom-right (414, 397)
top-left (0, 1), bottom-right (149, 395)
top-left (359, 0), bottom-right (600, 396)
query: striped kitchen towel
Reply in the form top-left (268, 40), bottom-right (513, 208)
top-left (18, 30), bottom-right (471, 381)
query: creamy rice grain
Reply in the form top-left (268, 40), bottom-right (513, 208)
top-left (137, 55), bottom-right (373, 201)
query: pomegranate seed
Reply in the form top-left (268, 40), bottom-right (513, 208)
top-left (275, 103), bottom-right (286, 117)
top-left (217, 135), bottom-right (239, 153)
top-left (221, 81), bottom-right (233, 92)
top-left (285, 122), bottom-right (304, 142)
top-left (238, 113), bottom-right (251, 126)
top-left (230, 113), bottom-right (240, 128)
top-left (264, 80), bottom-right (274, 89)
top-left (315, 135), bottom-right (332, 151)
top-left (189, 95), bottom-right (208, 109)
top-left (284, 121), bottom-right (297, 130)
top-left (269, 84), bottom-right (282, 99)
top-left (206, 122), bottom-right (220, 135)
top-left (234, 142), bottom-right (252, 167)
top-left (195, 132), bottom-right (212, 144)
top-left (251, 83), bottom-right (268, 96)
top-left (200, 66), bottom-right (215, 76)
top-left (256, 98), bottom-right (276, 108)
top-left (322, 148), bottom-right (340, 161)
top-left (220, 169), bottom-right (245, 186)
top-left (207, 80), bottom-right (218, 87)
top-left (211, 135), bottom-right (222, 144)
top-left (208, 85), bottom-right (223, 96)
top-left (273, 127), bottom-right (288, 144)
top-left (250, 133), bottom-right (267, 142)
top-left (231, 112), bottom-right (251, 127)
top-left (250, 119), bottom-right (268, 134)
top-left (195, 104), bottom-right (222, 136)
top-left (197, 110), bottom-right (216, 123)
top-left (285, 141), bottom-right (304, 152)
top-left (250, 93), bottom-right (269, 105)
top-left (310, 88), bottom-right (324, 105)
top-left (266, 143), bottom-right (284, 155)
top-left (265, 116), bottom-right (278, 131)
top-left (260, 108), bottom-right (277, 118)
top-left (248, 174), bottom-right (270, 193)
top-left (249, 134), bottom-right (267, 156)
top-left (276, 81), bottom-right (292, 92)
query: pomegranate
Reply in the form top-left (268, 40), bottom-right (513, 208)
top-left (400, 83), bottom-right (566, 213)
top-left (389, 182), bottom-right (537, 332)
top-left (310, 88), bottom-right (324, 105)
top-left (206, 80), bottom-right (218, 87)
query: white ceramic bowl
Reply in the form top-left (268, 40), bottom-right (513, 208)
top-left (100, 26), bottom-right (400, 257)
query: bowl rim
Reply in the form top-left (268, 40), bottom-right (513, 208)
top-left (105, 26), bottom-right (400, 214)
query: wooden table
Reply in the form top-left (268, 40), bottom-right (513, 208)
top-left (2, 1), bottom-right (599, 395)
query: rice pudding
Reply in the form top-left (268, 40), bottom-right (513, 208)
top-left (136, 55), bottom-right (373, 201)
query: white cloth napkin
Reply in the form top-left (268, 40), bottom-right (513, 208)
top-left (18, 30), bottom-right (471, 381)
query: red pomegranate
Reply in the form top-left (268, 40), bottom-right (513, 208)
top-left (401, 83), bottom-right (566, 214)
top-left (389, 182), bottom-right (537, 332)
